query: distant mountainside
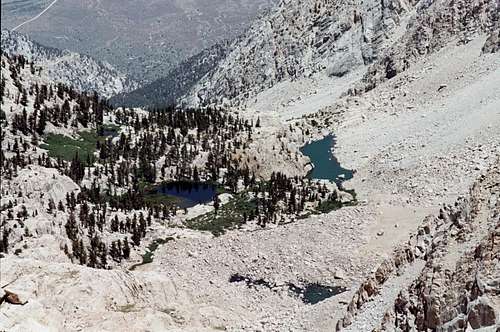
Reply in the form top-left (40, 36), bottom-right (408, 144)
top-left (1, 30), bottom-right (139, 98)
top-left (186, 0), bottom-right (498, 106)
top-left (109, 42), bottom-right (228, 108)
top-left (1, 0), bottom-right (276, 83)
top-left (186, 0), bottom-right (411, 105)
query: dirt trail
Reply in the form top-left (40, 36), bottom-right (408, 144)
top-left (12, 0), bottom-right (59, 31)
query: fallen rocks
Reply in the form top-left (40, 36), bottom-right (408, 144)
top-left (336, 159), bottom-right (500, 330)
top-left (467, 296), bottom-right (498, 329)
top-left (334, 269), bottom-right (347, 280)
top-left (0, 290), bottom-right (27, 305)
top-left (482, 28), bottom-right (500, 54)
top-left (375, 160), bottom-right (500, 331)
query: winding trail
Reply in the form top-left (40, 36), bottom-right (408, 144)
top-left (12, 0), bottom-right (59, 31)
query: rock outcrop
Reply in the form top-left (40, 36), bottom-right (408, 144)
top-left (1, 30), bottom-right (139, 97)
top-left (188, 0), bottom-right (415, 106)
top-left (376, 162), bottom-right (500, 331)
top-left (187, 0), bottom-right (498, 107)
top-left (0, 290), bottom-right (27, 306)
top-left (357, 0), bottom-right (499, 93)
top-left (482, 27), bottom-right (500, 53)
top-left (379, 227), bottom-right (499, 331)
top-left (336, 159), bottom-right (500, 330)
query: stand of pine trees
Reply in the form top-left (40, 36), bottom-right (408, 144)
top-left (0, 51), bottom-right (347, 267)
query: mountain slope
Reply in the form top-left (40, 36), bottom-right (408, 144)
top-left (0, 0), bottom-right (499, 331)
top-left (1, 0), bottom-right (276, 83)
top-left (356, 0), bottom-right (499, 93)
top-left (109, 42), bottom-right (228, 108)
top-left (1, 30), bottom-right (138, 98)
top-left (187, 0), bottom-right (414, 106)
top-left (187, 0), bottom-right (498, 108)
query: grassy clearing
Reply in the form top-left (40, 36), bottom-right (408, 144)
top-left (116, 304), bottom-right (136, 313)
top-left (129, 237), bottom-right (175, 271)
top-left (314, 187), bottom-right (358, 214)
top-left (185, 193), bottom-right (257, 236)
top-left (40, 131), bottom-right (105, 163)
top-left (40, 125), bottom-right (120, 163)
top-left (142, 192), bottom-right (181, 206)
top-left (185, 185), bottom-right (359, 234)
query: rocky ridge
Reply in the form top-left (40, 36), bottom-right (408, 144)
top-left (187, 0), bottom-right (498, 111)
top-left (188, 0), bottom-right (414, 106)
top-left (1, 29), bottom-right (139, 98)
top-left (334, 159), bottom-right (500, 331)
top-left (376, 163), bottom-right (499, 331)
top-left (355, 0), bottom-right (499, 94)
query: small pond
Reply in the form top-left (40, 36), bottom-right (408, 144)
top-left (229, 274), bottom-right (347, 305)
top-left (155, 181), bottom-right (217, 208)
top-left (102, 128), bottom-right (119, 138)
top-left (300, 135), bottom-right (353, 185)
top-left (288, 282), bottom-right (347, 305)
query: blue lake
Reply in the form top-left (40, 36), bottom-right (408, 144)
top-left (300, 135), bottom-right (353, 184)
top-left (156, 181), bottom-right (217, 208)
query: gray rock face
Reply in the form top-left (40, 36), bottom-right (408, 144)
top-left (189, 0), bottom-right (413, 106)
top-left (357, 0), bottom-right (499, 93)
top-left (467, 297), bottom-right (498, 329)
top-left (373, 162), bottom-right (500, 332)
top-left (482, 28), bottom-right (500, 54)
top-left (188, 0), bottom-right (498, 108)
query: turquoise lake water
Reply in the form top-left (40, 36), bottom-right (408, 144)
top-left (300, 135), bottom-right (353, 184)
